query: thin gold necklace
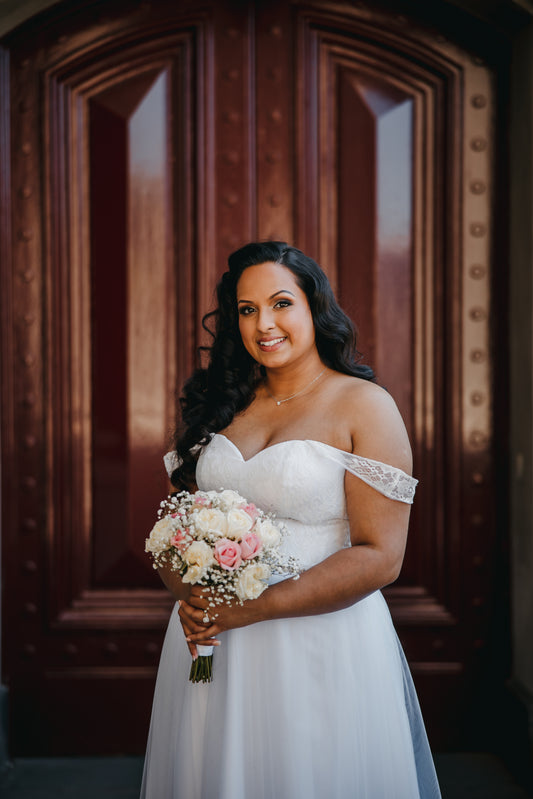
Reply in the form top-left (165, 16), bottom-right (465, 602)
top-left (265, 368), bottom-right (327, 406)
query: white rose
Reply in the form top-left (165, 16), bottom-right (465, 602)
top-left (182, 541), bottom-right (215, 583)
top-left (145, 517), bottom-right (176, 554)
top-left (216, 489), bottom-right (245, 511)
top-left (255, 519), bottom-right (281, 549)
top-left (195, 508), bottom-right (228, 537)
top-left (225, 508), bottom-right (253, 539)
top-left (235, 562), bottom-right (271, 601)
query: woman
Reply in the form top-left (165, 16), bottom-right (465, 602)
top-left (141, 241), bottom-right (441, 798)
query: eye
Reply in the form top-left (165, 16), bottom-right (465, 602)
top-left (274, 299), bottom-right (293, 309)
top-left (238, 305), bottom-right (256, 316)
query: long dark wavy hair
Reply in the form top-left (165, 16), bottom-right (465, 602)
top-left (171, 241), bottom-right (375, 488)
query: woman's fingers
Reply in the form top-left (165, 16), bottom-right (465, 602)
top-left (179, 600), bottom-right (221, 646)
top-left (178, 605), bottom-right (198, 659)
top-left (180, 598), bottom-right (218, 630)
top-left (185, 624), bottom-right (221, 644)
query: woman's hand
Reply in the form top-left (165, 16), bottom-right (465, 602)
top-left (178, 585), bottom-right (262, 644)
top-left (177, 600), bottom-right (221, 659)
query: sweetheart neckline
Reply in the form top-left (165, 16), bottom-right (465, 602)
top-left (213, 433), bottom-right (348, 463)
top-left (211, 433), bottom-right (413, 479)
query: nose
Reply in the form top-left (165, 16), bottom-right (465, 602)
top-left (256, 307), bottom-right (276, 333)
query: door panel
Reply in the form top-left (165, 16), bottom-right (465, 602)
top-left (1, 0), bottom-right (500, 753)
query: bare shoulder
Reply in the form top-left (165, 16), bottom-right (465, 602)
top-left (330, 374), bottom-right (413, 473)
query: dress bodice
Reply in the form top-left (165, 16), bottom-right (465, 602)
top-left (171, 434), bottom-right (418, 571)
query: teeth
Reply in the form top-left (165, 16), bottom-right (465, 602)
top-left (260, 337), bottom-right (285, 347)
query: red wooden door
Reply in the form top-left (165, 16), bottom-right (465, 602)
top-left (1, 0), bottom-right (503, 754)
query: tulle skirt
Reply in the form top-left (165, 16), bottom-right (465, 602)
top-left (140, 591), bottom-right (441, 798)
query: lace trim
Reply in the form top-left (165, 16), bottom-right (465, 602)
top-left (163, 446), bottom-right (202, 478)
top-left (163, 450), bottom-right (180, 478)
top-left (164, 442), bottom-right (418, 504)
top-left (314, 443), bottom-right (418, 504)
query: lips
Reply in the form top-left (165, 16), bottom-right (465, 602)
top-left (257, 336), bottom-right (287, 351)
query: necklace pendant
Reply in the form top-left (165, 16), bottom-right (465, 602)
top-left (276, 401), bottom-right (281, 406)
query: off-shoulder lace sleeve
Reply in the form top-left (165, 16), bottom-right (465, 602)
top-left (313, 442), bottom-right (418, 504)
top-left (163, 444), bottom-right (204, 479)
top-left (163, 450), bottom-right (180, 478)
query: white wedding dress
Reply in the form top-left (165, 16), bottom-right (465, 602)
top-left (141, 434), bottom-right (441, 799)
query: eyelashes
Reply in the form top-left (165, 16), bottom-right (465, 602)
top-left (238, 299), bottom-right (293, 316)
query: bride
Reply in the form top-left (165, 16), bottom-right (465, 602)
top-left (140, 241), bottom-right (441, 798)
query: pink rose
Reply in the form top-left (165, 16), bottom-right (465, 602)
top-left (242, 503), bottom-right (260, 521)
top-left (214, 538), bottom-right (242, 571)
top-left (240, 532), bottom-right (262, 560)
top-left (170, 529), bottom-right (188, 551)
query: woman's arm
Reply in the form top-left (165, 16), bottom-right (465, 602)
top-left (181, 384), bottom-right (414, 641)
top-left (157, 563), bottom-right (191, 602)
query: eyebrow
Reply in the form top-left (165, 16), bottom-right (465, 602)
top-left (237, 290), bottom-right (296, 304)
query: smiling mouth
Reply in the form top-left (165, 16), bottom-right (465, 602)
top-left (258, 337), bottom-right (287, 348)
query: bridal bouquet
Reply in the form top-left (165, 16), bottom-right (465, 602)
top-left (145, 488), bottom-right (300, 683)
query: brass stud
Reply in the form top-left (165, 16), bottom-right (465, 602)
top-left (469, 264), bottom-right (486, 280)
top-left (22, 518), bottom-right (37, 531)
top-left (24, 602), bottom-right (37, 615)
top-left (23, 476), bottom-right (37, 489)
top-left (470, 181), bottom-right (486, 195)
top-left (270, 109), bottom-right (282, 123)
top-left (223, 151), bottom-right (239, 165)
top-left (471, 472), bottom-right (484, 485)
top-left (469, 307), bottom-right (486, 321)
top-left (23, 644), bottom-right (36, 657)
top-left (469, 430), bottom-right (487, 447)
top-left (471, 94), bottom-right (487, 109)
top-left (266, 67), bottom-right (281, 81)
top-left (21, 142), bottom-right (31, 155)
top-left (23, 559), bottom-right (37, 573)
top-left (222, 110), bottom-right (240, 124)
top-left (223, 193), bottom-right (238, 207)
top-left (470, 222), bottom-right (486, 237)
top-left (18, 229), bottom-right (33, 242)
top-left (471, 137), bottom-right (487, 152)
top-left (470, 391), bottom-right (484, 406)
top-left (24, 435), bottom-right (36, 448)
top-left (270, 25), bottom-right (282, 37)
top-left (470, 349), bottom-right (486, 363)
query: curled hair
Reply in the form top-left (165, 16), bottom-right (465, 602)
top-left (172, 241), bottom-right (374, 488)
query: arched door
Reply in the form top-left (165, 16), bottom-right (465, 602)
top-left (0, 0), bottom-right (504, 753)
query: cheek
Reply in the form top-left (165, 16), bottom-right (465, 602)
top-left (292, 309), bottom-right (315, 342)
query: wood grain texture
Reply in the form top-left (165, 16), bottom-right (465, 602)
top-left (0, 0), bottom-right (503, 754)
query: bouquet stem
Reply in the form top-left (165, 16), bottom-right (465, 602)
top-left (189, 645), bottom-right (214, 683)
